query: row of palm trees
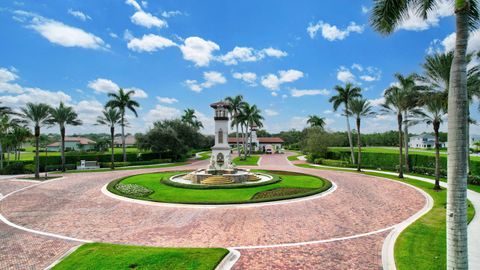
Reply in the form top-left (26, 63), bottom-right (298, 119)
top-left (0, 88), bottom-right (139, 178)
top-left (225, 95), bottom-right (264, 160)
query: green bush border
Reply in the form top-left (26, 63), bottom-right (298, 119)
top-left (106, 170), bottom-right (333, 205)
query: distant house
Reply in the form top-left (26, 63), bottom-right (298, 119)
top-left (46, 137), bottom-right (96, 152)
top-left (114, 135), bottom-right (136, 148)
top-left (408, 134), bottom-right (446, 149)
top-left (228, 134), bottom-right (284, 153)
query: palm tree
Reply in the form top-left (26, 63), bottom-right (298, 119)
top-left (225, 95), bottom-right (245, 157)
top-left (105, 88), bottom-right (140, 162)
top-left (0, 102), bottom-right (14, 117)
top-left (371, 2), bottom-right (478, 266)
top-left (20, 103), bottom-right (52, 179)
top-left (417, 93), bottom-right (447, 190)
top-left (307, 115), bottom-right (326, 130)
top-left (0, 115), bottom-right (21, 169)
top-left (391, 73), bottom-right (423, 173)
top-left (242, 103), bottom-right (264, 157)
top-left (348, 98), bottom-right (375, 172)
top-left (47, 102), bottom-right (82, 172)
top-left (181, 108), bottom-right (203, 130)
top-left (11, 126), bottom-right (31, 160)
top-left (329, 83), bottom-right (362, 164)
top-left (382, 86), bottom-right (409, 178)
top-left (96, 108), bottom-right (122, 169)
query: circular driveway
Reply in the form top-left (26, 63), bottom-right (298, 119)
top-left (0, 154), bottom-right (427, 269)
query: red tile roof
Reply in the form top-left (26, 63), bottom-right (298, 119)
top-left (47, 137), bottom-right (96, 147)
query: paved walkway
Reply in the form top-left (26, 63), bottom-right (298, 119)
top-left (0, 155), bottom-right (428, 269)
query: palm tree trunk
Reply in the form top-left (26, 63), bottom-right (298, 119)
top-left (34, 126), bottom-right (40, 179)
top-left (356, 117), bottom-right (361, 172)
top-left (434, 122), bottom-right (441, 190)
top-left (121, 115), bottom-right (126, 162)
top-left (397, 113), bottom-right (404, 179)
top-left (110, 126), bottom-right (115, 170)
top-left (446, 5), bottom-right (469, 269)
top-left (403, 111), bottom-right (410, 173)
top-left (60, 126), bottom-right (66, 172)
top-left (345, 109), bottom-right (356, 165)
top-left (236, 124), bottom-right (240, 157)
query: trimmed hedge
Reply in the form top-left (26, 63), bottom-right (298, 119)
top-left (99, 159), bottom-right (171, 168)
top-left (0, 162), bottom-right (34, 175)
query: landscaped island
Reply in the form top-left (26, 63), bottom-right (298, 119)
top-left (107, 170), bottom-right (331, 204)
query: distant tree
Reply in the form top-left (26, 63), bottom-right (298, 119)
top-left (225, 95), bottom-right (245, 157)
top-left (20, 103), bottom-right (52, 179)
top-left (96, 108), bottom-right (122, 169)
top-left (329, 83), bottom-right (362, 164)
top-left (47, 102), bottom-right (82, 172)
top-left (348, 98), bottom-right (375, 171)
top-left (307, 115), bottom-right (326, 129)
top-left (181, 108), bottom-right (203, 130)
top-left (105, 88), bottom-right (140, 162)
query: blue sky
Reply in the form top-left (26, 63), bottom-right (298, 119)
top-left (1, 0), bottom-right (477, 135)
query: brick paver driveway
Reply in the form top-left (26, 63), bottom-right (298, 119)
top-left (0, 154), bottom-right (426, 269)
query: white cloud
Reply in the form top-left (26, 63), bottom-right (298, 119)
top-left (73, 100), bottom-right (104, 125)
top-left (351, 63), bottom-right (363, 71)
top-left (265, 109), bottom-right (279, 116)
top-left (109, 32), bottom-right (118, 38)
top-left (161, 10), bottom-right (183, 18)
top-left (1, 88), bottom-right (72, 108)
top-left (126, 87), bottom-right (148, 98)
top-left (218, 46), bottom-right (287, 65)
top-left (437, 31), bottom-right (480, 53)
top-left (0, 67), bottom-right (23, 94)
top-left (125, 0), bottom-right (142, 11)
top-left (368, 97), bottom-right (385, 107)
top-left (397, 0), bottom-right (453, 31)
top-left (14, 10), bottom-right (107, 50)
top-left (127, 34), bottom-right (177, 52)
top-left (141, 1), bottom-right (148, 8)
top-left (131, 11), bottom-right (167, 29)
top-left (232, 72), bottom-right (257, 86)
top-left (185, 71), bottom-right (226, 92)
top-left (261, 69), bottom-right (304, 90)
top-left (290, 88), bottom-right (330, 97)
top-left (156, 97), bottom-right (178, 104)
top-left (143, 105), bottom-right (181, 125)
top-left (179, 37), bottom-right (220, 67)
top-left (361, 6), bottom-right (370, 14)
top-left (123, 29), bottom-right (134, 41)
top-left (337, 66), bottom-right (356, 83)
top-left (88, 78), bottom-right (119, 94)
top-left (87, 78), bottom-right (147, 98)
top-left (67, 9), bottom-right (91, 21)
top-left (307, 20), bottom-right (364, 41)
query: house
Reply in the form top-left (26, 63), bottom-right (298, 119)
top-left (228, 126), bottom-right (284, 153)
top-left (114, 135), bottom-right (136, 147)
top-left (408, 134), bottom-right (446, 149)
top-left (46, 137), bottom-right (96, 152)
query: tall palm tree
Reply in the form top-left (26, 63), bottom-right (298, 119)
top-left (225, 95), bottom-right (245, 157)
top-left (0, 102), bottom-right (14, 117)
top-left (329, 83), bottom-right (362, 164)
top-left (371, 2), bottom-right (479, 266)
top-left (391, 73), bottom-right (423, 173)
top-left (0, 115), bottom-right (21, 169)
top-left (417, 93), bottom-right (447, 190)
top-left (11, 126), bottom-right (31, 160)
top-left (105, 88), bottom-right (140, 162)
top-left (47, 102), bottom-right (82, 172)
top-left (307, 115), bottom-right (326, 130)
top-left (96, 108), bottom-right (122, 170)
top-left (20, 103), bottom-right (52, 179)
top-left (348, 98), bottom-right (375, 172)
top-left (382, 86), bottom-right (409, 178)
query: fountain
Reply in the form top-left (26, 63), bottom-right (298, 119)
top-left (171, 101), bottom-right (271, 185)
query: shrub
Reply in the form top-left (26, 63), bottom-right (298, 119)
top-left (468, 175), bottom-right (480, 185)
top-left (115, 183), bottom-right (153, 197)
top-left (99, 159), bottom-right (171, 168)
top-left (1, 162), bottom-right (33, 175)
top-left (45, 164), bottom-right (76, 172)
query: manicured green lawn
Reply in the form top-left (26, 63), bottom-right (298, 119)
top-left (232, 155), bottom-right (260, 166)
top-left (110, 171), bottom-right (330, 204)
top-left (52, 243), bottom-right (228, 270)
top-left (17, 147), bottom-right (143, 161)
top-left (197, 152), bottom-right (211, 160)
top-left (287, 154), bottom-right (302, 161)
